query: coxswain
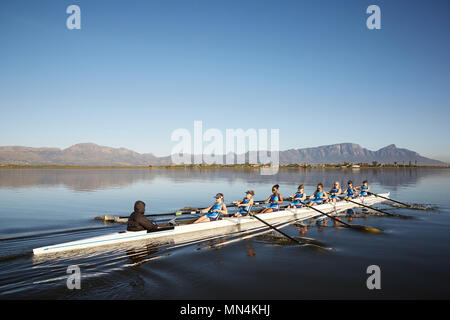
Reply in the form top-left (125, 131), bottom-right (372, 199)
top-left (127, 201), bottom-right (159, 232)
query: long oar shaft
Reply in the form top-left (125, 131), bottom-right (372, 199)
top-left (368, 192), bottom-right (412, 208)
top-left (95, 210), bottom-right (200, 221)
top-left (124, 211), bottom-right (198, 219)
top-left (299, 201), bottom-right (351, 227)
top-left (234, 200), bottom-right (267, 206)
top-left (299, 201), bottom-right (382, 233)
top-left (343, 198), bottom-right (394, 216)
top-left (185, 200), bottom-right (266, 211)
top-left (342, 197), bottom-right (414, 219)
top-left (249, 213), bottom-right (302, 245)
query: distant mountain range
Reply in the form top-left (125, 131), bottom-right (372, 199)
top-left (0, 143), bottom-right (446, 166)
top-left (278, 143), bottom-right (446, 165)
top-left (0, 143), bottom-right (170, 166)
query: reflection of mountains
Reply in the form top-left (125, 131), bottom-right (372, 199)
top-left (0, 168), bottom-right (446, 191)
top-left (0, 169), bottom-right (159, 191)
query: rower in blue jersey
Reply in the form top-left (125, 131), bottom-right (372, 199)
top-left (356, 180), bottom-right (370, 196)
top-left (232, 190), bottom-right (255, 217)
top-left (327, 181), bottom-right (342, 203)
top-left (344, 181), bottom-right (357, 199)
top-left (308, 183), bottom-right (328, 206)
top-left (261, 184), bottom-right (283, 213)
top-left (194, 193), bottom-right (228, 223)
top-left (288, 184), bottom-right (306, 208)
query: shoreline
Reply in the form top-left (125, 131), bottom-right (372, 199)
top-left (0, 164), bottom-right (448, 169)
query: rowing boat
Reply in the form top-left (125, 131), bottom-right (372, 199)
top-left (32, 193), bottom-right (389, 255)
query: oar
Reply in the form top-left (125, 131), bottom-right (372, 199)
top-left (248, 212), bottom-right (304, 245)
top-left (95, 210), bottom-right (199, 222)
top-left (342, 197), bottom-right (413, 219)
top-left (368, 192), bottom-right (414, 209)
top-left (183, 200), bottom-right (267, 211)
top-left (232, 200), bottom-right (267, 207)
top-left (298, 201), bottom-right (382, 233)
top-left (128, 210), bottom-right (200, 219)
top-left (165, 213), bottom-right (198, 227)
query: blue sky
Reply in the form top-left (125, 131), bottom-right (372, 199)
top-left (0, 0), bottom-right (449, 161)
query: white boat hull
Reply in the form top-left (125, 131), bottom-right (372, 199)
top-left (33, 193), bottom-right (389, 255)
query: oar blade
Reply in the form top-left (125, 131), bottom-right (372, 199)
top-left (302, 243), bottom-right (332, 254)
top-left (94, 215), bottom-right (117, 222)
top-left (181, 206), bottom-right (199, 211)
top-left (396, 214), bottom-right (415, 220)
top-left (113, 217), bottom-right (129, 224)
top-left (347, 224), bottom-right (382, 234)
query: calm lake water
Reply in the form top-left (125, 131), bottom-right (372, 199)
top-left (0, 168), bottom-right (449, 299)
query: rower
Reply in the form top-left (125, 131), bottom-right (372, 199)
top-left (308, 183), bottom-right (327, 206)
top-left (127, 201), bottom-right (159, 232)
top-left (344, 180), bottom-right (357, 199)
top-left (356, 180), bottom-right (370, 196)
top-left (233, 190), bottom-right (255, 217)
top-left (288, 184), bottom-right (306, 208)
top-left (328, 181), bottom-right (342, 203)
top-left (261, 184), bottom-right (283, 213)
top-left (193, 193), bottom-right (228, 223)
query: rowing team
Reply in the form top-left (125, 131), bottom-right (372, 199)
top-left (124, 180), bottom-right (370, 231)
top-left (193, 180), bottom-right (370, 223)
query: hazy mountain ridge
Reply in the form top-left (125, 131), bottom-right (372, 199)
top-left (277, 143), bottom-right (444, 165)
top-left (0, 143), bottom-right (170, 166)
top-left (0, 142), bottom-right (446, 166)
